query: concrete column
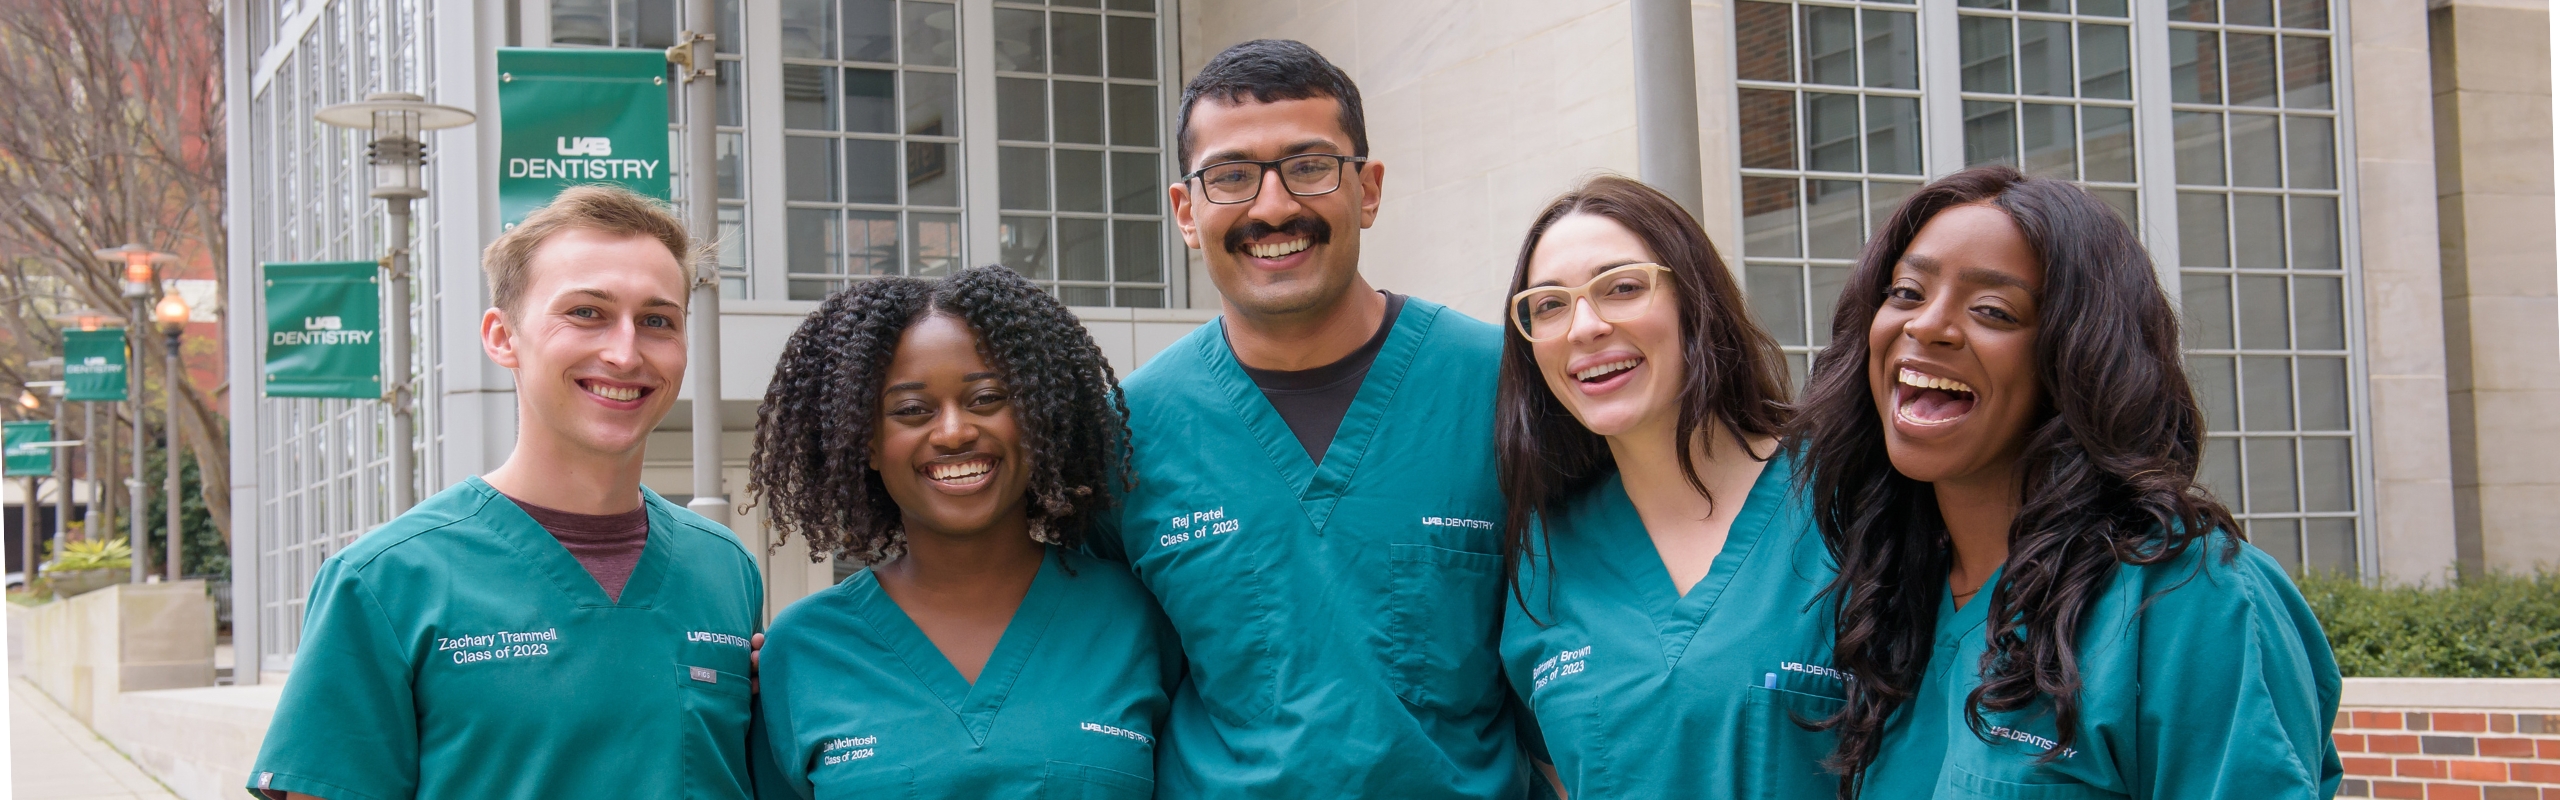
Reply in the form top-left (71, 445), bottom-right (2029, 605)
top-left (1632, 0), bottom-right (1705, 219)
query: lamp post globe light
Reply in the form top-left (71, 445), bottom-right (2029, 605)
top-left (313, 92), bottom-right (474, 515)
top-left (49, 308), bottom-right (124, 556)
top-left (90, 244), bottom-right (175, 584)
top-left (155, 294), bottom-right (188, 582)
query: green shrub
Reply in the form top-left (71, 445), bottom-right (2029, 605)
top-left (45, 537), bottom-right (133, 573)
top-left (2298, 570), bottom-right (2560, 678)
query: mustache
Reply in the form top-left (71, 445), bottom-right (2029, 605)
top-left (1223, 216), bottom-right (1332, 255)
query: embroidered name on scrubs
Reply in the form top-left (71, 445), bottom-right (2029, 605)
top-left (1158, 507), bottom-right (1238, 548)
top-left (1532, 646), bottom-right (1592, 691)
top-left (1080, 722), bottom-right (1151, 743)
top-left (687, 631), bottom-right (750, 648)
top-left (820, 736), bottom-right (878, 766)
top-left (437, 628), bottom-right (559, 664)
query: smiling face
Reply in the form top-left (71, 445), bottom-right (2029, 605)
top-left (1866, 202), bottom-right (2046, 487)
top-left (868, 312), bottom-right (1035, 540)
top-left (1522, 213), bottom-right (1684, 438)
top-left (1171, 96), bottom-right (1383, 320)
top-left (482, 227), bottom-right (689, 461)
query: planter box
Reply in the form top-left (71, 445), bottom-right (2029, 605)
top-left (44, 567), bottom-right (130, 599)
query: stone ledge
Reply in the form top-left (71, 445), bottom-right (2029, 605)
top-left (2344, 677), bottom-right (2560, 710)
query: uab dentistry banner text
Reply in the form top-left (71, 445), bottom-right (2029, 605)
top-left (263, 261), bottom-right (381, 399)
top-left (496, 48), bottom-right (673, 225)
top-left (4, 421), bottom-right (51, 477)
top-left (62, 329), bottom-right (127, 401)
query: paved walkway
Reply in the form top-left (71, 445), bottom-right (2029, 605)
top-left (9, 678), bottom-right (177, 799)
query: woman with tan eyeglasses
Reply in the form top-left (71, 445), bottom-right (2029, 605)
top-left (1495, 175), bottom-right (1843, 798)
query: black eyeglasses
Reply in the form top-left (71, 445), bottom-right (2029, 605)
top-left (1182, 153), bottom-right (1370, 205)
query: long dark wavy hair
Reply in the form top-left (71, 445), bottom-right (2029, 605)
top-left (1495, 174), bottom-right (1794, 618)
top-left (1794, 166), bottom-right (2240, 797)
top-left (746, 266), bottom-right (1132, 563)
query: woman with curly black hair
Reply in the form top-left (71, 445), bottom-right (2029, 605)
top-left (749, 266), bottom-right (1177, 800)
top-left (1795, 166), bottom-right (2341, 798)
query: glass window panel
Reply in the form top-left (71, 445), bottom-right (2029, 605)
top-left (1109, 83), bottom-right (1160, 147)
top-left (1115, 220), bottom-right (1163, 282)
top-left (788, 279), bottom-right (838, 302)
top-left (1739, 89), bottom-right (1799, 170)
top-left (1748, 264), bottom-right (1809, 346)
top-left (1785, 353), bottom-right (1810, 392)
top-left (1803, 5), bottom-right (1858, 86)
top-left (998, 77), bottom-right (1047, 141)
top-left (2238, 276), bottom-right (2291, 350)
top-left (2284, 0), bottom-right (2329, 30)
top-left (2304, 518), bottom-right (2354, 574)
top-left (2227, 33), bottom-right (2278, 107)
top-left (2299, 356), bottom-right (2350, 430)
top-left (2018, 0), bottom-right (2065, 11)
top-left (1810, 265), bottom-right (1850, 346)
top-left (2093, 188), bottom-right (2138, 227)
top-left (717, 204), bottom-right (747, 267)
top-left (2290, 196), bottom-right (2339, 269)
top-left (909, 212), bottom-right (962, 276)
top-left (2082, 0), bottom-right (2129, 17)
top-left (1866, 96), bottom-right (1923, 175)
top-left (717, 132), bottom-right (745, 199)
top-left (1059, 286), bottom-right (1110, 306)
top-left (2175, 111), bottom-right (2226, 186)
top-left (2079, 23), bottom-right (2131, 99)
top-left (787, 207), bottom-right (840, 275)
top-left (844, 68), bottom-right (897, 133)
top-left (786, 136), bottom-right (840, 201)
top-left (1118, 288), bottom-right (1165, 308)
top-left (2204, 437), bottom-right (2244, 505)
top-left (1108, 16), bottom-right (1157, 80)
top-left (1870, 181), bottom-right (1920, 232)
top-left (2283, 36), bottom-right (2332, 109)
top-left (1000, 146), bottom-right (1048, 211)
top-left (2020, 103), bottom-right (2077, 179)
top-left (2230, 114), bottom-right (2282, 187)
top-left (2179, 193), bottom-right (2229, 267)
top-left (2168, 0), bottom-right (2218, 22)
top-left (1000, 215), bottom-right (1053, 280)
top-left (2193, 355), bottom-right (2240, 431)
top-left (718, 62), bottom-right (745, 126)
top-left (848, 210), bottom-right (902, 275)
top-left (2171, 29), bottom-right (2223, 104)
top-left (780, 0), bottom-right (832, 58)
top-left (1736, 2), bottom-right (1795, 83)
top-left (905, 71), bottom-right (958, 137)
top-left (2246, 436), bottom-right (2299, 511)
top-left (1052, 12), bottom-right (1102, 76)
top-left (1058, 218), bottom-right (1109, 281)
top-left (1056, 149), bottom-right (1107, 212)
top-left (1864, 10), bottom-right (1919, 89)
top-left (2018, 21), bottom-right (2072, 97)
top-left (1959, 0), bottom-right (2009, 9)
top-left (784, 64), bottom-right (837, 130)
top-left (2294, 276), bottom-right (2344, 350)
top-left (1112, 152), bottom-right (1160, 214)
top-left (1808, 180), bottom-right (1864, 259)
top-left (1742, 177), bottom-right (1803, 258)
top-left (1108, 0), bottom-right (1153, 11)
top-left (1054, 81), bottom-right (1105, 144)
top-left (2229, 0), bottom-right (2276, 27)
top-left (1959, 15), bottom-right (2013, 94)
top-left (843, 0), bottom-right (896, 63)
top-left (904, 1), bottom-right (957, 67)
top-left (2251, 518), bottom-right (2302, 570)
top-left (2185, 273), bottom-right (2236, 349)
top-left (993, 7), bottom-right (1045, 72)
top-left (2286, 117), bottom-right (2335, 189)
top-left (1056, 0), bottom-right (1100, 7)
top-left (1807, 92), bottom-right (1861, 172)
top-left (2233, 194), bottom-right (2285, 267)
top-left (2082, 106), bottom-right (2136, 182)
top-left (1964, 100), bottom-right (2018, 167)
top-left (907, 141), bottom-right (959, 206)
top-left (846, 138), bottom-right (900, 204)
top-left (555, 0), bottom-right (612, 45)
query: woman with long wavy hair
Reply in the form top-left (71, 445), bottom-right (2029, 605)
top-left (1796, 165), bottom-right (2341, 798)
top-left (1494, 175), bottom-right (1841, 798)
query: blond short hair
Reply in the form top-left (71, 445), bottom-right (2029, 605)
top-left (481, 184), bottom-right (693, 316)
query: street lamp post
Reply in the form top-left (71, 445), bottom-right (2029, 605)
top-left (314, 93), bottom-right (475, 516)
top-left (18, 389), bottom-right (40, 582)
top-left (155, 294), bottom-right (188, 582)
top-left (92, 244), bottom-right (176, 584)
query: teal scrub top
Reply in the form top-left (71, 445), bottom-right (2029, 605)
top-left (1501, 453), bottom-right (1844, 799)
top-left (1100, 298), bottom-right (1525, 799)
top-left (756, 548), bottom-right (1180, 800)
top-left (1858, 534), bottom-right (2344, 799)
top-left (247, 477), bottom-right (766, 800)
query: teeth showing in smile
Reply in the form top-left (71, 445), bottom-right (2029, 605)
top-left (584, 382), bottom-right (643, 402)
top-left (1897, 367), bottom-right (1975, 395)
top-left (1575, 359), bottom-right (1640, 382)
top-left (1894, 367), bottom-right (1978, 427)
top-left (928, 460), bottom-right (992, 482)
top-left (1247, 238), bottom-right (1311, 259)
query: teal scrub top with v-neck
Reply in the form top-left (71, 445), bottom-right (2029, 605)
top-left (756, 548), bottom-right (1179, 800)
top-left (1857, 534), bottom-right (2344, 799)
top-left (1099, 297), bottom-right (1525, 800)
top-left (1501, 452), bottom-right (1844, 799)
top-left (247, 477), bottom-right (766, 800)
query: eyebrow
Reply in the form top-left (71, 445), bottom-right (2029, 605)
top-left (1528, 259), bottom-right (1645, 289)
top-left (883, 372), bottom-right (1003, 393)
top-left (1197, 139), bottom-right (1341, 168)
top-left (566, 288), bottom-right (684, 309)
top-left (1899, 253), bottom-right (2033, 291)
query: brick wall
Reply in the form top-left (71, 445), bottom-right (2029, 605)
top-left (2335, 709), bottom-right (2560, 798)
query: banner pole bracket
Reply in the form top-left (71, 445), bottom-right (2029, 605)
top-left (669, 32), bottom-right (716, 84)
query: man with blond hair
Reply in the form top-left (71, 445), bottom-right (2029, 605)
top-left (248, 185), bottom-right (764, 800)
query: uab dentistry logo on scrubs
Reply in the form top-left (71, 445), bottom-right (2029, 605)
top-left (437, 628), bottom-right (560, 664)
top-left (688, 630), bottom-right (750, 648)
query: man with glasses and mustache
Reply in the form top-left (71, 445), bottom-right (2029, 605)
top-left (1091, 39), bottom-right (1527, 799)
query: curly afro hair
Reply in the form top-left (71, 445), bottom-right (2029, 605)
top-left (746, 266), bottom-right (1132, 564)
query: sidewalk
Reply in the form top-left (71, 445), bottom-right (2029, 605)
top-left (9, 677), bottom-right (177, 799)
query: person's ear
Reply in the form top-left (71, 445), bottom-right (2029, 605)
top-left (1355, 159), bottom-right (1385, 229)
top-left (481, 307), bottom-right (521, 369)
top-left (1171, 178), bottom-right (1202, 251)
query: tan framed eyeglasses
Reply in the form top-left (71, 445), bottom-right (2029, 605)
top-left (1508, 263), bottom-right (1671, 342)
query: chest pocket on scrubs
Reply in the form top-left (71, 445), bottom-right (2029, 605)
top-left (1386, 543), bottom-right (1505, 711)
top-left (1942, 766), bottom-right (2125, 800)
top-left (676, 663), bottom-right (752, 800)
top-left (1141, 532), bottom-right (1279, 726)
top-left (1037, 761), bottom-right (1153, 800)
top-left (814, 763), bottom-right (914, 800)
top-left (1740, 685), bottom-right (1845, 800)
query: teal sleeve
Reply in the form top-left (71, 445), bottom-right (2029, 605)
top-left (2131, 563), bottom-right (2341, 800)
top-left (757, 652), bottom-right (815, 800)
top-left (747, 700), bottom-right (804, 800)
top-left (245, 562), bottom-right (418, 800)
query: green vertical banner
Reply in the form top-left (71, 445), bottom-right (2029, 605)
top-left (263, 261), bottom-right (382, 399)
top-left (4, 422), bottom-right (51, 477)
top-left (62, 329), bottom-right (127, 401)
top-left (496, 48), bottom-right (673, 225)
